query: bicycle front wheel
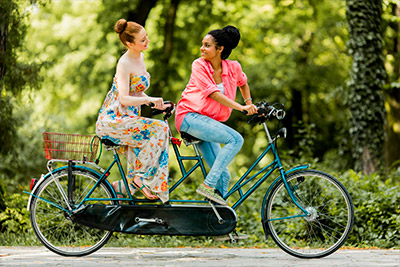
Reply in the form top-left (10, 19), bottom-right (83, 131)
top-left (29, 168), bottom-right (115, 257)
top-left (264, 170), bottom-right (354, 258)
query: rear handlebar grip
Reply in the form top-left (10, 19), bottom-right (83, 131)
top-left (149, 100), bottom-right (171, 108)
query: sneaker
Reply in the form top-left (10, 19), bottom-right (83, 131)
top-left (196, 183), bottom-right (227, 206)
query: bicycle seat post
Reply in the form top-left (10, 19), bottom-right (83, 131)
top-left (192, 143), bottom-right (201, 157)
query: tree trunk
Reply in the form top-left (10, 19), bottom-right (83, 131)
top-left (346, 0), bottom-right (387, 174)
top-left (150, 0), bottom-right (180, 97)
top-left (0, 0), bottom-right (14, 155)
top-left (384, 3), bottom-right (400, 169)
top-left (161, 0), bottom-right (179, 66)
top-left (286, 31), bottom-right (313, 153)
top-left (127, 0), bottom-right (158, 27)
top-left (0, 3), bottom-right (9, 85)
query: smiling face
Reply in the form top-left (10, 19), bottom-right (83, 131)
top-left (136, 28), bottom-right (150, 50)
top-left (200, 34), bottom-right (223, 61)
top-left (127, 28), bottom-right (150, 51)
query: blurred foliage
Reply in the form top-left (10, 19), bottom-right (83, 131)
top-left (0, 0), bottom-right (43, 154)
top-left (345, 169), bottom-right (400, 248)
top-left (1, 167), bottom-right (399, 249)
top-left (1, 0), bottom-right (400, 248)
top-left (0, 191), bottom-right (29, 234)
top-left (382, 1), bottom-right (400, 169)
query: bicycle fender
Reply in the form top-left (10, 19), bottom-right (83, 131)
top-left (26, 172), bottom-right (52, 211)
top-left (26, 165), bottom-right (105, 211)
top-left (284, 164), bottom-right (309, 176)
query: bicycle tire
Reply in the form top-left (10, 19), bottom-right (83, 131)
top-left (29, 168), bottom-right (115, 257)
top-left (264, 169), bottom-right (354, 258)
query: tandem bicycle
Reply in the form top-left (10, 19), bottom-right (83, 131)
top-left (25, 100), bottom-right (354, 258)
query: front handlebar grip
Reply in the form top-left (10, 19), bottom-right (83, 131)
top-left (149, 101), bottom-right (173, 115)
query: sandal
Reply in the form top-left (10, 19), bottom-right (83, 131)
top-left (112, 180), bottom-right (127, 204)
top-left (132, 177), bottom-right (159, 200)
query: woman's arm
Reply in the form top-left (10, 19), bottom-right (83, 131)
top-left (239, 83), bottom-right (253, 105)
top-left (116, 60), bottom-right (164, 109)
top-left (239, 83), bottom-right (257, 115)
top-left (209, 92), bottom-right (242, 110)
top-left (209, 89), bottom-right (257, 115)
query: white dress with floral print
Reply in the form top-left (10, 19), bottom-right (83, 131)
top-left (95, 73), bottom-right (169, 203)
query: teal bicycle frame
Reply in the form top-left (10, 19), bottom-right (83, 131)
top-left (168, 120), bottom-right (310, 216)
top-left (26, 119), bottom-right (311, 221)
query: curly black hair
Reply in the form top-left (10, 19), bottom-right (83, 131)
top-left (207, 25), bottom-right (241, 59)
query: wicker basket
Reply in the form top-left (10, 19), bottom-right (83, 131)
top-left (43, 132), bottom-right (100, 162)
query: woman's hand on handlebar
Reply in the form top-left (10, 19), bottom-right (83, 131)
top-left (148, 97), bottom-right (164, 110)
top-left (242, 104), bottom-right (258, 115)
top-left (149, 100), bottom-right (175, 118)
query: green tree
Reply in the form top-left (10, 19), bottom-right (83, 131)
top-left (382, 1), bottom-right (400, 169)
top-left (21, 0), bottom-right (353, 173)
top-left (346, 0), bottom-right (387, 174)
top-left (0, 0), bottom-right (41, 155)
top-left (0, 0), bottom-right (44, 224)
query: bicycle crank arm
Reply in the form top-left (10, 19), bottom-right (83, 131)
top-left (208, 200), bottom-right (225, 224)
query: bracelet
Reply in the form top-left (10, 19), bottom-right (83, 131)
top-left (244, 98), bottom-right (252, 103)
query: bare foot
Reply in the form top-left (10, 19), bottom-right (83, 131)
top-left (133, 177), bottom-right (159, 200)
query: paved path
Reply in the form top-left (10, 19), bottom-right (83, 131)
top-left (0, 247), bottom-right (399, 266)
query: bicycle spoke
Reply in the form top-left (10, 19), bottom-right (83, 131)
top-left (265, 170), bottom-right (354, 258)
top-left (30, 169), bottom-right (113, 256)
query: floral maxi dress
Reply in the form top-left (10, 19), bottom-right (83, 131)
top-left (95, 73), bottom-right (169, 203)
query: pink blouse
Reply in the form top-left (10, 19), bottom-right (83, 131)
top-left (175, 58), bottom-right (247, 132)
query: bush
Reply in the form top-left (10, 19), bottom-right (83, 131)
top-left (0, 189), bottom-right (30, 234)
top-left (1, 167), bottom-right (399, 248)
top-left (342, 169), bottom-right (400, 248)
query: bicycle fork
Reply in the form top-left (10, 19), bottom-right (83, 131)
top-left (264, 121), bottom-right (310, 217)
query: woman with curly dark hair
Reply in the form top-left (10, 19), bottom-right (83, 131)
top-left (175, 26), bottom-right (257, 205)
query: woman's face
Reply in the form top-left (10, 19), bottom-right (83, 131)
top-left (131, 28), bottom-right (150, 51)
top-left (200, 34), bottom-right (222, 61)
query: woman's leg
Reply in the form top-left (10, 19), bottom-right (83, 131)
top-left (180, 113), bottom-right (243, 194)
top-left (101, 116), bottom-right (170, 202)
top-left (124, 117), bottom-right (170, 203)
top-left (196, 141), bottom-right (231, 197)
top-left (126, 164), bottom-right (158, 200)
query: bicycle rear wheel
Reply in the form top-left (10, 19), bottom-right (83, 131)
top-left (29, 168), bottom-right (115, 256)
top-left (264, 170), bottom-right (354, 258)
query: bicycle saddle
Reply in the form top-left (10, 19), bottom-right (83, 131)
top-left (180, 132), bottom-right (202, 145)
top-left (101, 138), bottom-right (120, 147)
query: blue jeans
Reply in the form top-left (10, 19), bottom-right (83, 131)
top-left (180, 112), bottom-right (244, 196)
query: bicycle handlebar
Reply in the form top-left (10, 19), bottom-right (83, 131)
top-left (244, 101), bottom-right (285, 124)
top-left (149, 100), bottom-right (284, 124)
top-left (149, 101), bottom-right (175, 120)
